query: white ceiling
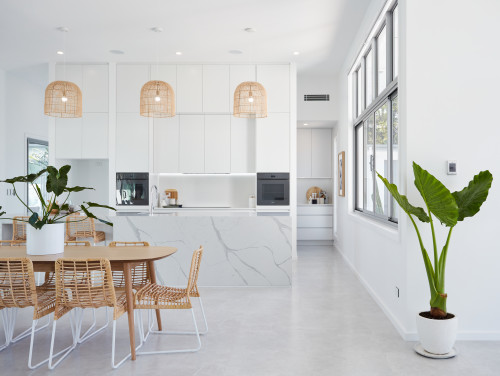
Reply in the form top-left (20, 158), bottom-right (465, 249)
top-left (0, 0), bottom-right (372, 75)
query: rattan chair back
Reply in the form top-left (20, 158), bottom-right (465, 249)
top-left (187, 246), bottom-right (203, 295)
top-left (108, 242), bottom-right (150, 289)
top-left (64, 241), bottom-right (91, 246)
top-left (0, 258), bottom-right (37, 309)
top-left (66, 214), bottom-right (94, 239)
top-left (108, 241), bottom-right (150, 247)
top-left (0, 240), bottom-right (26, 246)
top-left (12, 216), bottom-right (29, 241)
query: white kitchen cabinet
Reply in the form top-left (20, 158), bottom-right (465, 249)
top-left (116, 65), bottom-right (149, 113)
top-left (297, 129), bottom-right (312, 177)
top-left (115, 113), bottom-right (149, 172)
top-left (81, 113), bottom-right (108, 159)
top-left (204, 115), bottom-right (230, 173)
top-left (297, 205), bottom-right (333, 241)
top-left (179, 115), bottom-right (204, 173)
top-left (55, 64), bottom-right (83, 88)
top-left (177, 65), bottom-right (203, 113)
top-left (257, 65), bottom-right (290, 113)
top-left (203, 65), bottom-right (230, 113)
top-left (55, 118), bottom-right (83, 159)
top-left (256, 113), bottom-right (290, 172)
top-left (153, 116), bottom-right (179, 173)
top-left (229, 65), bottom-right (256, 111)
top-left (311, 129), bottom-right (332, 178)
top-left (231, 117), bottom-right (256, 173)
top-left (83, 65), bottom-right (108, 113)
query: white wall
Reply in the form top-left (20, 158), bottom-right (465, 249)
top-left (0, 68), bottom-right (6, 238)
top-left (297, 74), bottom-right (338, 121)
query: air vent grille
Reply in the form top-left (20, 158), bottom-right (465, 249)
top-left (304, 94), bottom-right (330, 102)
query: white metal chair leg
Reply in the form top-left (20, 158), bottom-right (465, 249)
top-left (137, 308), bottom-right (201, 355)
top-left (77, 307), bottom-right (110, 344)
top-left (48, 310), bottom-right (80, 370)
top-left (197, 297), bottom-right (208, 335)
top-left (111, 311), bottom-right (143, 369)
top-left (12, 313), bottom-right (51, 343)
top-left (0, 309), bottom-right (13, 351)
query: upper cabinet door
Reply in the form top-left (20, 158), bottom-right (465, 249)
top-left (311, 129), bottom-right (332, 178)
top-left (115, 113), bottom-right (149, 172)
top-left (153, 116), bottom-right (179, 173)
top-left (116, 65), bottom-right (150, 113)
top-left (257, 65), bottom-right (290, 113)
top-left (231, 117), bottom-right (256, 173)
top-left (203, 65), bottom-right (230, 113)
top-left (179, 115), bottom-right (204, 173)
top-left (83, 65), bottom-right (108, 113)
top-left (256, 113), bottom-right (290, 172)
top-left (55, 64), bottom-right (83, 87)
top-left (297, 129), bottom-right (312, 178)
top-left (229, 65), bottom-right (256, 112)
top-left (55, 118), bottom-right (83, 159)
top-left (82, 113), bottom-right (109, 159)
top-left (205, 115), bottom-right (230, 173)
top-left (177, 65), bottom-right (203, 113)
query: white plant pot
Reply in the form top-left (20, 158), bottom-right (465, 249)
top-left (416, 312), bottom-right (458, 355)
top-left (26, 223), bottom-right (65, 255)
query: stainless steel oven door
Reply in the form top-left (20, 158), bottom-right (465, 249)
top-left (257, 173), bottom-right (290, 206)
top-left (116, 173), bottom-right (149, 206)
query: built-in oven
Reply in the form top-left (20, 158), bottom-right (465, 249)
top-left (257, 173), bottom-right (290, 206)
top-left (116, 172), bottom-right (149, 206)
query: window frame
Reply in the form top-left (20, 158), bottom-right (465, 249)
top-left (26, 137), bottom-right (49, 213)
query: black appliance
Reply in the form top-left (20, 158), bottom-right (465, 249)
top-left (257, 173), bottom-right (290, 206)
top-left (116, 172), bottom-right (149, 206)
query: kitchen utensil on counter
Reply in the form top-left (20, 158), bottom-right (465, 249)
top-left (169, 198), bottom-right (177, 205)
top-left (164, 189), bottom-right (178, 201)
top-left (249, 195), bottom-right (256, 208)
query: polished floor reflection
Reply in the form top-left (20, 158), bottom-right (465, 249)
top-left (2, 246), bottom-right (499, 375)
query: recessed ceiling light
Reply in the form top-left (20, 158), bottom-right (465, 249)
top-left (57, 51), bottom-right (64, 55)
top-left (304, 123), bottom-right (309, 126)
top-left (244, 27), bottom-right (256, 33)
top-left (175, 51), bottom-right (182, 55)
top-left (229, 50), bottom-right (243, 55)
top-left (293, 51), bottom-right (300, 55)
top-left (109, 50), bottom-right (125, 55)
top-left (151, 27), bottom-right (163, 33)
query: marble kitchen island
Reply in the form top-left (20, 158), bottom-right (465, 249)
top-left (110, 210), bottom-right (292, 287)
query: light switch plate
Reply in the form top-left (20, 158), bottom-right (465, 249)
top-left (447, 160), bottom-right (457, 175)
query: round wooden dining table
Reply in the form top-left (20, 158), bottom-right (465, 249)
top-left (1, 245), bottom-right (177, 361)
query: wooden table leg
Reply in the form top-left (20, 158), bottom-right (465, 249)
top-left (147, 260), bottom-right (163, 331)
top-left (123, 263), bottom-right (136, 361)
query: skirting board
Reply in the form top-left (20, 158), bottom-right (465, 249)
top-left (334, 244), bottom-right (500, 341)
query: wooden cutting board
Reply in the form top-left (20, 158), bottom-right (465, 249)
top-left (306, 186), bottom-right (322, 200)
top-left (164, 189), bottom-right (178, 200)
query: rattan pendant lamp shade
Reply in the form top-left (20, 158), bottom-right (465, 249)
top-left (44, 81), bottom-right (82, 118)
top-left (140, 80), bottom-right (175, 117)
top-left (233, 81), bottom-right (267, 118)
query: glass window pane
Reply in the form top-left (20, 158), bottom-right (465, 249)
top-left (27, 139), bottom-right (49, 212)
top-left (356, 124), bottom-right (364, 209)
top-left (365, 50), bottom-right (373, 106)
top-left (391, 95), bottom-right (399, 220)
top-left (375, 103), bottom-right (389, 216)
top-left (393, 5), bottom-right (399, 78)
top-left (356, 68), bottom-right (363, 117)
top-left (364, 116), bottom-right (374, 212)
top-left (377, 25), bottom-right (387, 95)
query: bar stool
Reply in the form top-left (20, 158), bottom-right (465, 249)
top-left (48, 258), bottom-right (133, 369)
top-left (0, 258), bottom-right (56, 369)
top-left (65, 214), bottom-right (106, 245)
top-left (134, 247), bottom-right (204, 354)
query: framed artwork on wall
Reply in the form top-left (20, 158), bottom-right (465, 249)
top-left (338, 151), bottom-right (345, 197)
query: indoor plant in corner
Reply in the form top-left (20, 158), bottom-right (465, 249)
top-left (377, 162), bottom-right (493, 357)
top-left (0, 165), bottom-right (114, 255)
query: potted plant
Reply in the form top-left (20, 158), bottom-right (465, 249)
top-left (0, 165), bottom-right (114, 255)
top-left (377, 162), bottom-right (493, 356)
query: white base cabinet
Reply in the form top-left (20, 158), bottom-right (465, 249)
top-left (297, 205), bottom-right (333, 241)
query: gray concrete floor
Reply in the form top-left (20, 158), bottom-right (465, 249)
top-left (1, 246), bottom-right (500, 375)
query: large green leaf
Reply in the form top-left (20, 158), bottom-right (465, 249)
top-left (452, 170), bottom-right (493, 221)
top-left (2, 169), bottom-right (47, 184)
top-left (85, 202), bottom-right (116, 211)
top-left (80, 205), bottom-right (113, 227)
top-left (28, 212), bottom-right (44, 229)
top-left (65, 186), bottom-right (94, 193)
top-left (376, 172), bottom-right (430, 223)
top-left (46, 165), bottom-right (69, 196)
top-left (0, 206), bottom-right (5, 217)
top-left (413, 162), bottom-right (458, 227)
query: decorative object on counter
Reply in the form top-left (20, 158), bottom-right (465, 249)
top-left (377, 162), bottom-right (493, 357)
top-left (140, 80), bottom-right (175, 118)
top-left (233, 81), bottom-right (267, 118)
top-left (164, 189), bottom-right (178, 201)
top-left (320, 190), bottom-right (328, 204)
top-left (0, 165), bottom-right (115, 255)
top-left (249, 195), bottom-right (256, 208)
top-left (306, 186), bottom-right (322, 204)
top-left (44, 27), bottom-right (82, 118)
top-left (338, 151), bottom-right (345, 197)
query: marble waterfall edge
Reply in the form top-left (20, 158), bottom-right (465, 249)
top-left (110, 215), bottom-right (292, 287)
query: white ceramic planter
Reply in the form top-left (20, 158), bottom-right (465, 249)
top-left (26, 223), bottom-right (65, 255)
top-left (416, 312), bottom-right (458, 355)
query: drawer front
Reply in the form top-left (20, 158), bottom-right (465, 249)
top-left (297, 228), bottom-right (333, 241)
top-left (297, 205), bottom-right (333, 216)
top-left (297, 215), bottom-right (333, 228)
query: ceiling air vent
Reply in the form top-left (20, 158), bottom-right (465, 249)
top-left (304, 94), bottom-right (330, 102)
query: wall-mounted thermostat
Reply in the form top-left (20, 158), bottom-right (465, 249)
top-left (447, 160), bottom-right (457, 175)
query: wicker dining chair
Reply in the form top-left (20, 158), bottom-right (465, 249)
top-left (48, 258), bottom-right (134, 369)
top-left (0, 258), bottom-right (56, 369)
top-left (0, 240), bottom-right (26, 246)
top-left (134, 246), bottom-right (204, 354)
top-left (64, 241), bottom-right (91, 247)
top-left (65, 214), bottom-right (106, 245)
top-left (12, 216), bottom-right (30, 241)
top-left (108, 242), bottom-right (151, 291)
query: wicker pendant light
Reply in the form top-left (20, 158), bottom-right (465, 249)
top-left (233, 81), bottom-right (267, 118)
top-left (44, 81), bottom-right (82, 118)
top-left (140, 80), bottom-right (175, 117)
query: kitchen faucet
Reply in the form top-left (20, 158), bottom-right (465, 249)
top-left (150, 185), bottom-right (158, 215)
